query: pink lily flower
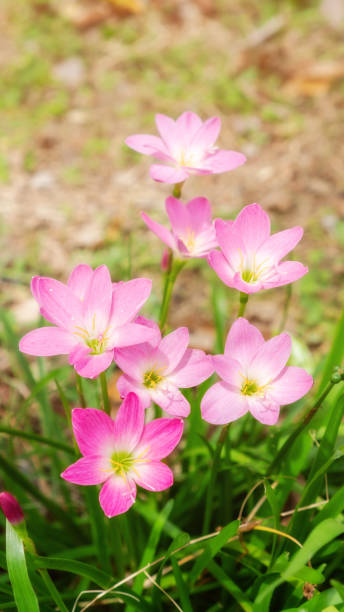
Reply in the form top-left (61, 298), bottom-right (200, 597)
top-left (125, 111), bottom-right (246, 184)
top-left (19, 265), bottom-right (156, 379)
top-left (208, 203), bottom-right (308, 294)
top-left (115, 323), bottom-right (214, 417)
top-left (142, 196), bottom-right (218, 259)
top-left (61, 393), bottom-right (183, 517)
top-left (201, 318), bottom-right (313, 426)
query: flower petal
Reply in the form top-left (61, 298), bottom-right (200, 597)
top-left (224, 318), bottom-right (265, 366)
top-left (170, 349), bottom-right (214, 387)
top-left (71, 407), bottom-right (116, 457)
top-left (134, 417), bottom-right (184, 460)
top-left (203, 149), bottom-right (246, 173)
top-left (248, 398), bottom-right (280, 425)
top-left (74, 350), bottom-right (114, 379)
top-left (35, 278), bottom-right (83, 329)
top-left (212, 355), bottom-right (242, 387)
top-left (165, 196), bottom-right (190, 236)
top-left (125, 134), bottom-right (169, 158)
top-left (141, 212), bottom-right (176, 250)
top-left (61, 455), bottom-right (109, 485)
top-left (151, 385), bottom-right (190, 417)
top-left (234, 203), bottom-right (270, 253)
top-left (190, 116), bottom-right (221, 150)
top-left (110, 321), bottom-right (158, 348)
top-left (269, 366), bottom-right (313, 405)
top-left (99, 475), bottom-right (136, 518)
top-left (159, 327), bottom-right (189, 374)
top-left (248, 333), bottom-right (292, 385)
top-left (263, 261), bottom-right (308, 288)
top-left (258, 226), bottom-right (304, 263)
top-left (82, 265), bottom-right (112, 331)
top-left (155, 114), bottom-right (178, 152)
top-left (176, 111), bottom-right (203, 145)
top-left (215, 218), bottom-right (246, 269)
top-left (207, 250), bottom-right (236, 288)
top-left (116, 375), bottom-right (152, 409)
top-left (134, 461), bottom-right (173, 492)
top-left (114, 393), bottom-right (145, 452)
top-left (67, 264), bottom-right (93, 300)
top-left (201, 382), bottom-right (248, 425)
top-left (149, 164), bottom-right (189, 184)
top-left (19, 327), bottom-right (77, 356)
top-left (110, 278), bottom-right (152, 328)
top-left (186, 197), bottom-right (212, 233)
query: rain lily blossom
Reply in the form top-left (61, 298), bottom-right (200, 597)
top-left (142, 196), bottom-right (218, 259)
top-left (125, 111), bottom-right (246, 184)
top-left (61, 393), bottom-right (184, 517)
top-left (115, 324), bottom-right (214, 417)
top-left (201, 318), bottom-right (313, 426)
top-left (19, 265), bottom-right (156, 379)
top-left (208, 203), bottom-right (308, 294)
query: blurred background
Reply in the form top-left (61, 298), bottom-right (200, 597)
top-left (1, 0), bottom-right (344, 380)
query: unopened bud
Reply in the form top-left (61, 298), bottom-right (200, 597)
top-left (0, 492), bottom-right (24, 525)
top-left (161, 249), bottom-right (170, 272)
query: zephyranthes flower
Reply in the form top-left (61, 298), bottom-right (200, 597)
top-left (61, 393), bottom-right (183, 517)
top-left (208, 203), bottom-right (308, 294)
top-left (201, 318), bottom-right (313, 425)
top-left (19, 265), bottom-right (156, 379)
top-left (142, 196), bottom-right (218, 259)
top-left (115, 322), bottom-right (214, 417)
top-left (125, 111), bottom-right (246, 183)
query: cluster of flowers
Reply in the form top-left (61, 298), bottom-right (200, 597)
top-left (19, 112), bottom-right (313, 518)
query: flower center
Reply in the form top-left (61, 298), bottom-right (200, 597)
top-left (241, 269), bottom-right (259, 283)
top-left (239, 252), bottom-right (271, 284)
top-left (143, 369), bottom-right (163, 389)
top-left (241, 379), bottom-right (259, 396)
top-left (110, 451), bottom-right (135, 476)
top-left (73, 318), bottom-right (111, 354)
top-left (184, 229), bottom-right (196, 251)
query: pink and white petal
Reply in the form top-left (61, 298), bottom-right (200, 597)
top-left (134, 461), bottom-right (173, 492)
top-left (234, 204), bottom-right (270, 253)
top-left (149, 164), bottom-right (189, 184)
top-left (19, 327), bottom-right (77, 356)
top-left (155, 114), bottom-right (178, 152)
top-left (31, 276), bottom-right (42, 304)
top-left (159, 327), bottom-right (189, 374)
top-left (203, 149), bottom-right (246, 173)
top-left (99, 475), bottom-right (136, 518)
top-left (135, 418), bottom-right (184, 461)
top-left (61, 455), bottom-right (110, 485)
top-left (176, 111), bottom-right (203, 146)
top-left (258, 227), bottom-right (304, 264)
top-left (114, 392), bottom-right (145, 452)
top-left (186, 197), bottom-right (212, 234)
top-left (248, 333), bottom-right (292, 385)
top-left (225, 318), bottom-right (265, 366)
top-left (67, 264), bottom-right (93, 300)
top-left (207, 250), bottom-right (236, 289)
top-left (37, 278), bottom-right (83, 329)
top-left (82, 265), bottom-right (112, 331)
top-left (201, 382), bottom-right (248, 425)
top-left (151, 385), bottom-right (190, 417)
top-left (248, 398), bottom-right (280, 426)
top-left (69, 343), bottom-right (90, 367)
top-left (141, 212), bottom-right (176, 250)
top-left (114, 345), bottom-right (150, 381)
top-left (170, 349), bottom-right (214, 387)
top-left (134, 316), bottom-right (161, 346)
top-left (125, 134), bottom-right (169, 158)
top-left (165, 197), bottom-right (190, 236)
top-left (215, 218), bottom-right (246, 268)
top-left (74, 350), bottom-right (114, 379)
top-left (212, 355), bottom-right (242, 387)
top-left (190, 116), bottom-right (221, 150)
top-left (230, 272), bottom-right (264, 295)
top-left (116, 375), bottom-right (152, 409)
top-left (71, 407), bottom-right (116, 457)
top-left (269, 366), bottom-right (313, 405)
top-left (263, 261), bottom-right (308, 289)
top-left (109, 278), bottom-right (152, 328)
top-left (110, 321), bottom-right (158, 349)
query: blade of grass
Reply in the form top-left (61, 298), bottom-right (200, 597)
top-left (171, 557), bottom-right (193, 612)
top-left (6, 521), bottom-right (39, 612)
top-left (0, 425), bottom-right (74, 454)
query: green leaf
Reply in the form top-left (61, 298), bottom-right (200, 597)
top-left (6, 521), bottom-right (39, 612)
top-left (0, 424), bottom-right (74, 454)
top-left (207, 559), bottom-right (253, 612)
top-left (313, 485), bottom-right (344, 525)
top-left (189, 520), bottom-right (239, 585)
top-left (171, 556), bottom-right (193, 612)
top-left (30, 555), bottom-right (112, 588)
top-left (318, 306), bottom-right (344, 392)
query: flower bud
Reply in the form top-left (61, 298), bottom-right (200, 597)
top-left (0, 492), bottom-right (24, 525)
top-left (161, 249), bottom-right (170, 272)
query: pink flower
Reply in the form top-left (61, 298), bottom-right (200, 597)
top-left (208, 203), bottom-right (308, 294)
top-left (142, 196), bottom-right (218, 259)
top-left (19, 265), bottom-right (156, 379)
top-left (125, 111), bottom-right (246, 184)
top-left (61, 393), bottom-right (183, 517)
top-left (115, 323), bottom-right (214, 417)
top-left (0, 492), bottom-right (24, 525)
top-left (201, 318), bottom-right (313, 426)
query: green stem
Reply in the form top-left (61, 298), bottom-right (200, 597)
top-left (159, 258), bottom-right (185, 331)
top-left (238, 292), bottom-right (249, 318)
top-left (0, 424), bottom-right (73, 455)
top-left (76, 373), bottom-right (86, 408)
top-left (99, 371), bottom-right (111, 415)
top-left (202, 425), bottom-right (229, 534)
top-left (38, 568), bottom-right (69, 612)
top-left (278, 283), bottom-right (292, 333)
top-left (173, 182), bottom-right (184, 198)
top-left (268, 380), bottom-right (336, 475)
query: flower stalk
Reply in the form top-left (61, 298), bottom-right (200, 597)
top-left (159, 256), bottom-right (186, 331)
top-left (99, 371), bottom-right (111, 415)
top-left (238, 292), bottom-right (249, 317)
top-left (202, 425), bottom-right (229, 534)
